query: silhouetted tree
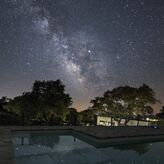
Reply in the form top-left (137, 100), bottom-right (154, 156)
top-left (135, 84), bottom-right (158, 115)
top-left (65, 108), bottom-right (78, 125)
top-left (90, 84), bottom-right (158, 126)
top-left (161, 106), bottom-right (164, 113)
top-left (156, 106), bottom-right (164, 119)
top-left (0, 97), bottom-right (6, 110)
top-left (0, 97), bottom-right (19, 125)
top-left (7, 92), bottom-right (35, 125)
top-left (79, 108), bottom-right (95, 125)
top-left (7, 80), bottom-right (72, 125)
top-left (31, 80), bottom-right (72, 125)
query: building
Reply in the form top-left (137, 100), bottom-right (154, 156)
top-left (95, 115), bottom-right (158, 126)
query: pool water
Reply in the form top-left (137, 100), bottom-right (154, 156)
top-left (12, 131), bottom-right (164, 164)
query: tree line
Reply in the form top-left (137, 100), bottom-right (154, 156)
top-left (79, 84), bottom-right (164, 126)
top-left (0, 80), bottom-right (77, 125)
top-left (0, 80), bottom-right (164, 126)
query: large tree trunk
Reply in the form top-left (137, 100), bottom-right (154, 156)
top-left (43, 112), bottom-right (48, 124)
top-left (111, 117), bottom-right (113, 126)
top-left (113, 117), bottom-right (122, 126)
top-left (21, 111), bottom-right (24, 126)
top-left (124, 118), bottom-right (130, 126)
top-left (137, 119), bottom-right (139, 126)
top-left (117, 119), bottom-right (121, 126)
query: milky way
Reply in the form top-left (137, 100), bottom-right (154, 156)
top-left (0, 0), bottom-right (164, 111)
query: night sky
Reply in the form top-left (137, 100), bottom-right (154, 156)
top-left (0, 0), bottom-right (164, 111)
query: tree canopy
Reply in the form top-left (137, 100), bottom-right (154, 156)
top-left (90, 84), bottom-right (158, 125)
top-left (7, 80), bottom-right (73, 125)
top-left (156, 106), bottom-right (164, 119)
top-left (1, 82), bottom-right (159, 126)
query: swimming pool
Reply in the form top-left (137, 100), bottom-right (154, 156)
top-left (12, 130), bottom-right (164, 164)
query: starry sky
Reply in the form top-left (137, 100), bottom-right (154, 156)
top-left (0, 0), bottom-right (164, 112)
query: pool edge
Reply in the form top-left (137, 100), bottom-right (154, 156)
top-left (1, 126), bottom-right (164, 164)
top-left (0, 128), bottom-right (15, 164)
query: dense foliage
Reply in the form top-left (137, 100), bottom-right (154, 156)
top-left (4, 80), bottom-right (74, 125)
top-left (0, 82), bottom-right (161, 126)
top-left (89, 84), bottom-right (158, 125)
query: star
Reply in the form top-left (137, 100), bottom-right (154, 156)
top-left (0, 0), bottom-right (164, 112)
top-left (88, 49), bottom-right (91, 53)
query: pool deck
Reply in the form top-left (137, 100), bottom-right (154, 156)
top-left (1, 126), bottom-right (164, 164)
top-left (74, 126), bottom-right (164, 139)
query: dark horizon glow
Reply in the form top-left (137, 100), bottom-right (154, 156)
top-left (0, 0), bottom-right (164, 112)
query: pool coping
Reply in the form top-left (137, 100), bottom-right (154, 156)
top-left (73, 130), bottom-right (164, 148)
top-left (1, 126), bottom-right (164, 164)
